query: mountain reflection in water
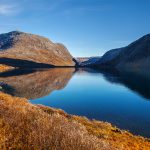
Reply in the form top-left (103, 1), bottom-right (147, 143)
top-left (1, 68), bottom-right (150, 101)
top-left (0, 68), bottom-right (75, 99)
top-left (101, 69), bottom-right (150, 101)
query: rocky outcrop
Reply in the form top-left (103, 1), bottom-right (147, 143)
top-left (93, 34), bottom-right (150, 70)
top-left (0, 31), bottom-right (75, 67)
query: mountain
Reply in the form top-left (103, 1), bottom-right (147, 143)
top-left (76, 57), bottom-right (101, 67)
top-left (0, 31), bottom-right (75, 67)
top-left (93, 34), bottom-right (150, 70)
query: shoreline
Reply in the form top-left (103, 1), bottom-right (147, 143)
top-left (0, 65), bottom-right (150, 149)
top-left (0, 91), bottom-right (150, 150)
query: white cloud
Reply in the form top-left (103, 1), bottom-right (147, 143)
top-left (0, 4), bottom-right (18, 15)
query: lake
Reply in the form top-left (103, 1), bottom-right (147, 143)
top-left (0, 68), bottom-right (150, 138)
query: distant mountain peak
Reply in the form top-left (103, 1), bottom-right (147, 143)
top-left (91, 33), bottom-right (150, 70)
top-left (9, 30), bottom-right (23, 34)
top-left (5, 31), bottom-right (25, 37)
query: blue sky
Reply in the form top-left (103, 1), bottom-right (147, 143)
top-left (0, 0), bottom-right (150, 57)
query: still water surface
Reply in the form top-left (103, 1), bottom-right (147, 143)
top-left (0, 68), bottom-right (150, 138)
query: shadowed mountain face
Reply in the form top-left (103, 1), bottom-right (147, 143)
top-left (0, 68), bottom-right (75, 100)
top-left (0, 58), bottom-right (54, 68)
top-left (0, 31), bottom-right (75, 67)
top-left (92, 34), bottom-right (150, 70)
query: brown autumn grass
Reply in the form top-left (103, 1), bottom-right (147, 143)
top-left (0, 92), bottom-right (150, 150)
top-left (0, 92), bottom-right (112, 150)
top-left (38, 106), bottom-right (150, 150)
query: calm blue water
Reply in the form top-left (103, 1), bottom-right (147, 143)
top-left (1, 68), bottom-right (150, 137)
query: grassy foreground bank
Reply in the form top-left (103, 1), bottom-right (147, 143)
top-left (0, 92), bottom-right (150, 150)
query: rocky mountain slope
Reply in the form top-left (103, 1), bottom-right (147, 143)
top-left (0, 31), bottom-right (75, 67)
top-left (93, 34), bottom-right (150, 70)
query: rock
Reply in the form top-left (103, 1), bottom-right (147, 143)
top-left (0, 31), bottom-right (75, 67)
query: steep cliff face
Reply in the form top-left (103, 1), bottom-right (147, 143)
top-left (0, 31), bottom-right (75, 67)
top-left (94, 34), bottom-right (150, 70)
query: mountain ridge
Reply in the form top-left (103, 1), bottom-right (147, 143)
top-left (91, 33), bottom-right (150, 70)
top-left (0, 31), bottom-right (75, 67)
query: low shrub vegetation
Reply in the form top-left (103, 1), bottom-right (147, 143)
top-left (0, 92), bottom-right (150, 150)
